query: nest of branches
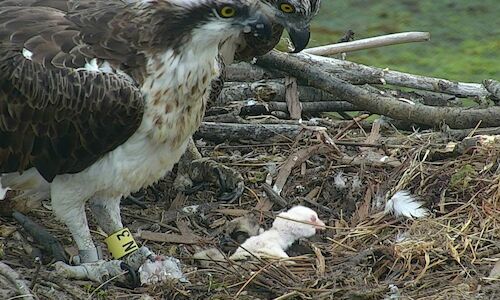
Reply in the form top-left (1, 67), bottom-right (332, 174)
top-left (1, 33), bottom-right (499, 300)
top-left (165, 123), bottom-right (498, 300)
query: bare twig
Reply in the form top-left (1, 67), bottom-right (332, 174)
top-left (304, 32), bottom-right (431, 56)
top-left (273, 144), bottom-right (326, 195)
top-left (240, 101), bottom-right (358, 117)
top-left (261, 183), bottom-right (288, 208)
top-left (219, 80), bottom-right (334, 103)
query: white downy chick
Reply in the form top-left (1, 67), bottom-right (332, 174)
top-left (230, 206), bottom-right (325, 260)
top-left (384, 190), bottom-right (429, 219)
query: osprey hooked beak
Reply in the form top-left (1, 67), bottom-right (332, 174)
top-left (288, 25), bottom-right (311, 53)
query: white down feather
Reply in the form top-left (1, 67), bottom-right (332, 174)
top-left (384, 190), bottom-right (429, 219)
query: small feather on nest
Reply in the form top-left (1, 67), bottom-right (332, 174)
top-left (384, 190), bottom-right (429, 219)
top-left (0, 185), bottom-right (9, 200)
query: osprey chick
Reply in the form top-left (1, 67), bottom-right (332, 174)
top-left (0, 0), bottom-right (271, 282)
top-left (231, 205), bottom-right (325, 260)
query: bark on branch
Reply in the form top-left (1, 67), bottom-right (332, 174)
top-left (195, 122), bottom-right (303, 142)
top-left (257, 51), bottom-right (500, 129)
top-left (220, 80), bottom-right (334, 103)
top-left (219, 80), bottom-right (459, 108)
top-left (225, 62), bottom-right (282, 82)
top-left (229, 56), bottom-right (492, 99)
top-left (239, 101), bottom-right (358, 116)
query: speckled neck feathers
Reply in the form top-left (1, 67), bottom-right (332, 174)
top-left (140, 43), bottom-right (219, 146)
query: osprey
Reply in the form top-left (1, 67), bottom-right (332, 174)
top-left (174, 0), bottom-right (321, 197)
top-left (230, 205), bottom-right (325, 260)
top-left (0, 0), bottom-right (271, 281)
top-left (227, 0), bottom-right (322, 62)
top-left (215, 0), bottom-right (321, 93)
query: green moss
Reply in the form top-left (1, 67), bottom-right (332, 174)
top-left (247, 171), bottom-right (267, 183)
top-left (450, 164), bottom-right (477, 190)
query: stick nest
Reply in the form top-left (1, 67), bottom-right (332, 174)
top-left (1, 123), bottom-right (499, 300)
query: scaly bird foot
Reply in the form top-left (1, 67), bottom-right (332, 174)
top-left (54, 247), bottom-right (185, 286)
top-left (174, 157), bottom-right (244, 202)
top-left (54, 259), bottom-right (135, 284)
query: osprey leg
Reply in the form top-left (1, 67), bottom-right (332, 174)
top-left (50, 191), bottom-right (99, 263)
top-left (90, 196), bottom-right (155, 270)
top-left (89, 196), bottom-right (123, 235)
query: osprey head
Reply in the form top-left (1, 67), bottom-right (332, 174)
top-left (262, 0), bottom-right (321, 52)
top-left (148, 0), bottom-right (273, 50)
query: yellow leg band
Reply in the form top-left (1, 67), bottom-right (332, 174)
top-left (104, 228), bottom-right (139, 259)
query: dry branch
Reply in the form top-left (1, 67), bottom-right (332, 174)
top-left (372, 86), bottom-right (460, 107)
top-left (219, 80), bottom-right (338, 103)
top-left (257, 51), bottom-right (500, 129)
top-left (195, 122), bottom-right (303, 142)
top-left (446, 126), bottom-right (500, 140)
top-left (229, 57), bottom-right (491, 99)
top-left (273, 144), bottom-right (326, 195)
top-left (225, 62), bottom-right (282, 82)
top-left (484, 79), bottom-right (500, 101)
top-left (304, 32), bottom-right (431, 56)
top-left (239, 101), bottom-right (358, 116)
top-left (219, 80), bottom-right (458, 112)
top-left (284, 76), bottom-right (301, 119)
top-left (0, 262), bottom-right (36, 300)
top-left (320, 57), bottom-right (490, 98)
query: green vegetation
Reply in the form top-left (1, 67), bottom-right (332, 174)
top-left (450, 164), bottom-right (477, 190)
top-left (307, 0), bottom-right (499, 82)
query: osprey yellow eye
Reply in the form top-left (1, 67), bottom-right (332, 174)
top-left (280, 3), bottom-right (295, 13)
top-left (219, 6), bottom-right (236, 18)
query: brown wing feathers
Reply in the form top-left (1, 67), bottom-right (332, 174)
top-left (0, 3), bottom-right (145, 182)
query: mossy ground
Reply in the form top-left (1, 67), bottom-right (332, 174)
top-left (307, 0), bottom-right (499, 82)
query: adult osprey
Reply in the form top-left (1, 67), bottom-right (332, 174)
top-left (0, 0), bottom-right (271, 281)
top-left (213, 0), bottom-right (321, 104)
top-left (174, 0), bottom-right (321, 198)
top-left (227, 0), bottom-right (322, 62)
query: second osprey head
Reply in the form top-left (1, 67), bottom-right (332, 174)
top-left (261, 0), bottom-right (321, 52)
